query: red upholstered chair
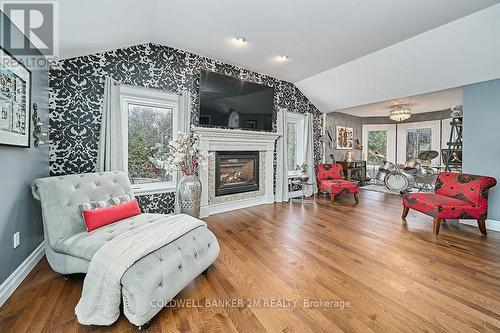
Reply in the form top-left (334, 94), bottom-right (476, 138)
top-left (314, 163), bottom-right (359, 204)
top-left (402, 172), bottom-right (497, 235)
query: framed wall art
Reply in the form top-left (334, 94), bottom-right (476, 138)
top-left (336, 126), bottom-right (353, 149)
top-left (0, 47), bottom-right (31, 147)
top-left (441, 149), bottom-right (462, 166)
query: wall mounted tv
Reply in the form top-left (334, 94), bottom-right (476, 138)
top-left (199, 70), bottom-right (274, 131)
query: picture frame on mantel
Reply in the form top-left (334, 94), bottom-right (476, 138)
top-left (336, 126), bottom-right (353, 149)
top-left (0, 47), bottom-right (31, 148)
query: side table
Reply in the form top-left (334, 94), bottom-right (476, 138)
top-left (289, 179), bottom-right (316, 205)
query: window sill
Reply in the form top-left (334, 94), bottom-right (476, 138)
top-left (132, 184), bottom-right (177, 196)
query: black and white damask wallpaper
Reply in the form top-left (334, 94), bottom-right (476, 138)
top-left (49, 43), bottom-right (323, 213)
top-left (136, 192), bottom-right (175, 214)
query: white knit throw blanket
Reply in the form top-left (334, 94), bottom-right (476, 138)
top-left (75, 214), bottom-right (206, 325)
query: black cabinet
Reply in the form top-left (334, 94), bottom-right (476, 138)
top-left (338, 161), bottom-right (368, 184)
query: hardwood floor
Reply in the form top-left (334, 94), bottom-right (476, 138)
top-left (1, 190), bottom-right (500, 332)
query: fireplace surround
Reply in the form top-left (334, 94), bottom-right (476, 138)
top-left (215, 151), bottom-right (259, 196)
top-left (192, 127), bottom-right (280, 218)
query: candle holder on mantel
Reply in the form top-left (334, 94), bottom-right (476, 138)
top-left (32, 103), bottom-right (48, 147)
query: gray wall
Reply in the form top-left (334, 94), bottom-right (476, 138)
top-left (0, 13), bottom-right (49, 285)
top-left (463, 79), bottom-right (500, 221)
top-left (362, 109), bottom-right (452, 124)
top-left (324, 109), bottom-right (452, 163)
top-left (324, 112), bottom-right (363, 162)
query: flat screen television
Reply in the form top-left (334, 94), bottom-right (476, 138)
top-left (199, 70), bottom-right (274, 131)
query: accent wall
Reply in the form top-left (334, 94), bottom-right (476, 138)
top-left (49, 43), bottom-right (323, 213)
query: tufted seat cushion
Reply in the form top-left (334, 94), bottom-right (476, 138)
top-left (121, 226), bottom-right (219, 325)
top-left (53, 213), bottom-right (166, 261)
top-left (32, 172), bottom-right (221, 327)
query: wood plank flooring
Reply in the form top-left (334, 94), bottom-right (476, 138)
top-left (1, 190), bottom-right (500, 332)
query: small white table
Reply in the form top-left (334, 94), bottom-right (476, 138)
top-left (289, 179), bottom-right (316, 204)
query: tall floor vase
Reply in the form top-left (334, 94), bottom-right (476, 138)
top-left (177, 174), bottom-right (202, 218)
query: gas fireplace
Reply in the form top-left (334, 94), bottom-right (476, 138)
top-left (215, 151), bottom-right (259, 196)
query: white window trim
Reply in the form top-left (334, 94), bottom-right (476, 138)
top-left (396, 120), bottom-right (440, 165)
top-left (120, 85), bottom-right (180, 195)
top-left (362, 124), bottom-right (396, 166)
top-left (286, 112), bottom-right (305, 177)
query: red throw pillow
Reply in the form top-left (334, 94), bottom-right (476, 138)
top-left (82, 199), bottom-right (141, 232)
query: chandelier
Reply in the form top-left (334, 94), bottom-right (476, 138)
top-left (389, 105), bottom-right (411, 122)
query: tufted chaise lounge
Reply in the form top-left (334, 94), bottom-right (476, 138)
top-left (32, 171), bottom-right (220, 327)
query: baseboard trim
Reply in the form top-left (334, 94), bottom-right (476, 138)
top-left (459, 219), bottom-right (500, 232)
top-left (209, 196), bottom-right (270, 216)
top-left (0, 241), bottom-right (45, 307)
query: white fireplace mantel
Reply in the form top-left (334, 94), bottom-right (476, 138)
top-left (192, 127), bottom-right (281, 218)
top-left (192, 127), bottom-right (280, 151)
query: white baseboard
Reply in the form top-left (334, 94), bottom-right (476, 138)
top-left (459, 219), bottom-right (500, 232)
top-left (200, 206), bottom-right (209, 218)
top-left (0, 241), bottom-right (45, 307)
top-left (200, 194), bottom-right (276, 218)
top-left (208, 196), bottom-right (270, 216)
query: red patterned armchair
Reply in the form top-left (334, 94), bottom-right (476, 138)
top-left (402, 172), bottom-right (497, 235)
top-left (314, 163), bottom-right (359, 204)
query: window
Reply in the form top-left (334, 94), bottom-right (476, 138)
top-left (362, 124), bottom-right (396, 179)
top-left (406, 128), bottom-right (431, 161)
top-left (121, 86), bottom-right (179, 195)
top-left (367, 130), bottom-right (387, 165)
top-left (286, 113), bottom-right (304, 176)
top-left (287, 122), bottom-right (297, 171)
top-left (396, 120), bottom-right (440, 165)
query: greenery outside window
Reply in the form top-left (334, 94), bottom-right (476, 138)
top-left (121, 86), bottom-right (179, 195)
top-left (367, 130), bottom-right (387, 166)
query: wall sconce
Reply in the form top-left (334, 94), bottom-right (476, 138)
top-left (32, 103), bottom-right (48, 147)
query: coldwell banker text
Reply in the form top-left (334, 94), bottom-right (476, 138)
top-left (151, 298), bottom-right (351, 309)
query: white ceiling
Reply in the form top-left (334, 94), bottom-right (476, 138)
top-left (296, 3), bottom-right (500, 112)
top-left (334, 86), bottom-right (463, 117)
top-left (56, 0), bottom-right (499, 82)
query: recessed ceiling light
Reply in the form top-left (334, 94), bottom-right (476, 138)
top-left (234, 37), bottom-right (247, 46)
top-left (277, 55), bottom-right (289, 62)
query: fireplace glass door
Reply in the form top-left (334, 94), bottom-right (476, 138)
top-left (215, 151), bottom-right (259, 196)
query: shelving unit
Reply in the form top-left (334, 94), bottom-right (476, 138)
top-left (444, 117), bottom-right (463, 172)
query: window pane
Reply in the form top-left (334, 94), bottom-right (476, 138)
top-left (128, 103), bottom-right (173, 184)
top-left (406, 128), bottom-right (431, 161)
top-left (367, 130), bottom-right (387, 165)
top-left (287, 122), bottom-right (297, 172)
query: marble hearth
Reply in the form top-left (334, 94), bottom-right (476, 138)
top-left (192, 127), bottom-right (280, 218)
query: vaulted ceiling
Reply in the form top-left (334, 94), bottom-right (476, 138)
top-left (57, 0), bottom-right (499, 83)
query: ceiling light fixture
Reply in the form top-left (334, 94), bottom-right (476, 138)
top-left (389, 105), bottom-right (411, 122)
top-left (277, 55), bottom-right (289, 62)
top-left (234, 37), bottom-right (247, 46)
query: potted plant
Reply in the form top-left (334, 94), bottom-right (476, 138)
top-left (295, 163), bottom-right (310, 182)
top-left (149, 131), bottom-right (208, 217)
